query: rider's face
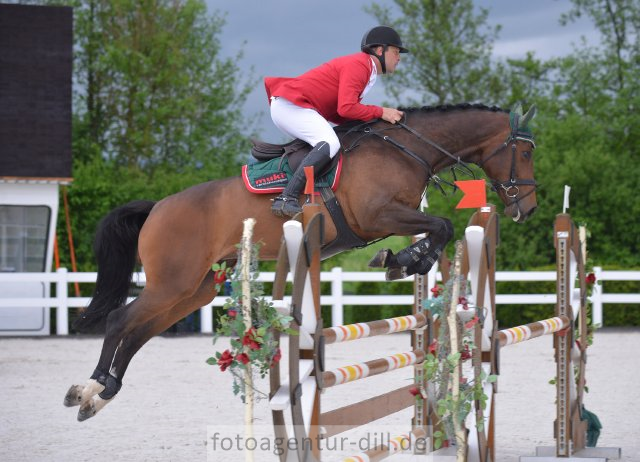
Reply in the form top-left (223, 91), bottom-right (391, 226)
top-left (374, 46), bottom-right (401, 74)
top-left (384, 46), bottom-right (401, 73)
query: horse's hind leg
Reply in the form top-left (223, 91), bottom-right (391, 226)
top-left (108, 271), bottom-right (219, 386)
top-left (67, 271), bottom-right (219, 421)
top-left (64, 299), bottom-right (153, 417)
top-left (65, 285), bottom-right (200, 419)
top-left (64, 302), bottom-right (134, 410)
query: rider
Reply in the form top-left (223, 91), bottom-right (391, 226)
top-left (265, 25), bottom-right (409, 217)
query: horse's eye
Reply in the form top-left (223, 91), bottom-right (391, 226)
top-left (522, 151), bottom-right (531, 160)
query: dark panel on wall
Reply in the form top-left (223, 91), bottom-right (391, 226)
top-left (0, 4), bottom-right (72, 178)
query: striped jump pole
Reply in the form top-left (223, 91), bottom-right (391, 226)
top-left (322, 313), bottom-right (428, 345)
top-left (321, 350), bottom-right (425, 389)
top-left (496, 315), bottom-right (571, 347)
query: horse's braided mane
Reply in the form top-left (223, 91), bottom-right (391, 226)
top-left (400, 103), bottom-right (508, 114)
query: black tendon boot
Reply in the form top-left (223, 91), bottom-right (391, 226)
top-left (271, 141), bottom-right (332, 218)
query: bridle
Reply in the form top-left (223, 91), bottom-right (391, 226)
top-left (477, 113), bottom-right (537, 207)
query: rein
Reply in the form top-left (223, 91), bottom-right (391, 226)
top-left (342, 118), bottom-right (476, 196)
top-left (342, 111), bottom-right (537, 202)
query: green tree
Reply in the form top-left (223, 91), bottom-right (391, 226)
top-left (560, 0), bottom-right (640, 93)
top-left (71, 0), bottom-right (253, 174)
top-left (40, 0), bottom-right (256, 270)
top-left (528, 0), bottom-right (640, 267)
top-left (366, 0), bottom-right (502, 105)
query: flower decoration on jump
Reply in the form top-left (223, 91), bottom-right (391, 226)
top-left (419, 269), bottom-right (496, 451)
top-left (207, 240), bottom-right (294, 402)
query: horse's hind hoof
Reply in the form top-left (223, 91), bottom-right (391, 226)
top-left (386, 266), bottom-right (409, 281)
top-left (64, 385), bottom-right (84, 407)
top-left (369, 249), bottom-right (392, 268)
top-left (77, 401), bottom-right (97, 422)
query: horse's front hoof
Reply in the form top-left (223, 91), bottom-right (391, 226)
top-left (369, 249), bottom-right (392, 268)
top-left (385, 266), bottom-right (408, 281)
top-left (64, 384), bottom-right (84, 407)
top-left (77, 401), bottom-right (97, 422)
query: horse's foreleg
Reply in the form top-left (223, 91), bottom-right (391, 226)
top-left (364, 205), bottom-right (453, 280)
top-left (376, 236), bottom-right (443, 280)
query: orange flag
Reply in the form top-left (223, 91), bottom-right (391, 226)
top-left (455, 180), bottom-right (486, 209)
top-left (304, 166), bottom-right (315, 195)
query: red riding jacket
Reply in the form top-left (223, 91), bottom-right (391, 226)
top-left (264, 52), bottom-right (383, 125)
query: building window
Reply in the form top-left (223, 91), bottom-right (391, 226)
top-left (0, 205), bottom-right (50, 272)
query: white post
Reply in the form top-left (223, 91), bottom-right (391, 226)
top-left (200, 305), bottom-right (213, 334)
top-left (241, 218), bottom-right (255, 462)
top-left (427, 261), bottom-right (439, 297)
top-left (331, 267), bottom-right (344, 327)
top-left (562, 185), bottom-right (571, 213)
top-left (592, 266), bottom-right (603, 327)
top-left (56, 267), bottom-right (69, 335)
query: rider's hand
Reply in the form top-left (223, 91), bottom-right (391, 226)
top-left (381, 107), bottom-right (404, 124)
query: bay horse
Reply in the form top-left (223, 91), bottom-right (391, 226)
top-left (63, 103), bottom-right (537, 421)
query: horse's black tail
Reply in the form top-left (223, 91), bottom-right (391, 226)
top-left (73, 200), bottom-right (156, 333)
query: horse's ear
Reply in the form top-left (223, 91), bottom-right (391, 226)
top-left (521, 104), bottom-right (537, 127)
top-left (512, 102), bottom-right (523, 117)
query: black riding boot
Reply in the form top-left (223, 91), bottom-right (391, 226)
top-left (271, 141), bottom-right (332, 218)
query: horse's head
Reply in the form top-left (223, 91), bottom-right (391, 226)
top-left (479, 104), bottom-right (538, 223)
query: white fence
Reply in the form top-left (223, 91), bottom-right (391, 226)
top-left (0, 267), bottom-right (639, 335)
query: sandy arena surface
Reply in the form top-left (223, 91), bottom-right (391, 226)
top-left (0, 328), bottom-right (638, 462)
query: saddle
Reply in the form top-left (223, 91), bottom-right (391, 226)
top-left (251, 138), bottom-right (319, 174)
top-left (250, 119), bottom-right (369, 172)
top-left (247, 121), bottom-right (376, 257)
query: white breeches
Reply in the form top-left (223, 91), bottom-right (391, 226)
top-left (270, 97), bottom-right (341, 158)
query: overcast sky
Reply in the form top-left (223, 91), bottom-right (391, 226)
top-left (205, 0), bottom-right (599, 141)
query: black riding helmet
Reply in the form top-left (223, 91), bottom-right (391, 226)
top-left (361, 25), bottom-right (409, 74)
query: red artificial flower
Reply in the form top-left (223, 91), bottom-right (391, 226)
top-left (460, 345), bottom-right (472, 361)
top-left (408, 386), bottom-right (421, 397)
top-left (213, 269), bottom-right (227, 285)
top-left (464, 315), bottom-right (479, 330)
top-left (459, 296), bottom-right (469, 310)
top-left (242, 328), bottom-right (262, 351)
top-left (430, 286), bottom-right (443, 297)
top-left (235, 353), bottom-right (250, 365)
top-left (217, 349), bottom-right (234, 372)
top-left (585, 273), bottom-right (596, 285)
top-left (227, 309), bottom-right (237, 318)
top-left (428, 340), bottom-right (438, 355)
top-left (271, 348), bottom-right (282, 366)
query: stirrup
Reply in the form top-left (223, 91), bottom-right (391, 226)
top-left (271, 195), bottom-right (302, 218)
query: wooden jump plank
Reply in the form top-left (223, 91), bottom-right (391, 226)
top-left (320, 384), bottom-right (416, 438)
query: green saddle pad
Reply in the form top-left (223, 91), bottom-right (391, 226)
top-left (242, 155), bottom-right (342, 194)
